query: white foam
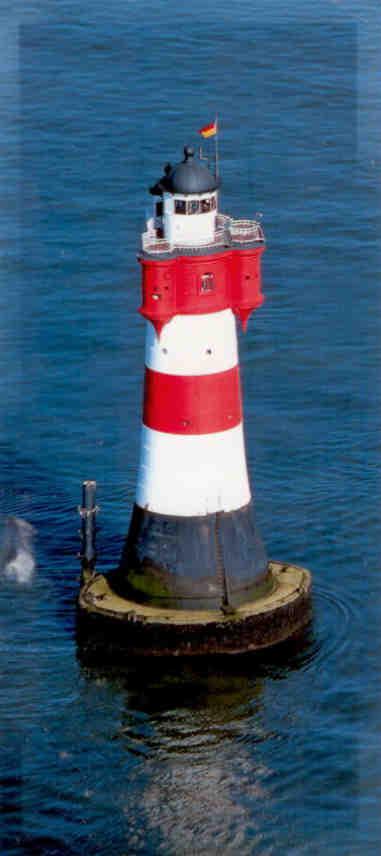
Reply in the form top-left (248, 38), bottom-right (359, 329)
top-left (0, 517), bottom-right (36, 585)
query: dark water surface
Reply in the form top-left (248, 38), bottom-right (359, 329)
top-left (1, 1), bottom-right (380, 853)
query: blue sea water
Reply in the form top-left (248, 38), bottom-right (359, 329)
top-left (0, 0), bottom-right (380, 852)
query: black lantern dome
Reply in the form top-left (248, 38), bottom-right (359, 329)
top-left (150, 146), bottom-right (219, 196)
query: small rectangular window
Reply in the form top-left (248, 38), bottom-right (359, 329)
top-left (175, 199), bottom-right (186, 214)
top-left (201, 199), bottom-right (211, 213)
top-left (200, 273), bottom-right (215, 294)
top-left (187, 199), bottom-right (200, 215)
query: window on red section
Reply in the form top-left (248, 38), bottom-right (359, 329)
top-left (200, 273), bottom-right (215, 294)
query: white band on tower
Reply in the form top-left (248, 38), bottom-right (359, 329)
top-left (136, 423), bottom-right (251, 516)
top-left (145, 309), bottom-right (238, 376)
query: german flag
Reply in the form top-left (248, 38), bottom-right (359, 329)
top-left (199, 119), bottom-right (218, 138)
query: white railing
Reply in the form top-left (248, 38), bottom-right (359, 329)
top-left (229, 219), bottom-right (265, 243)
top-left (216, 212), bottom-right (231, 229)
top-left (141, 232), bottom-right (172, 254)
top-left (142, 228), bottom-right (228, 254)
top-left (141, 216), bottom-right (264, 254)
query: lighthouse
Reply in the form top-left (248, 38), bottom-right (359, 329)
top-left (113, 145), bottom-right (269, 611)
top-left (78, 142), bottom-right (312, 655)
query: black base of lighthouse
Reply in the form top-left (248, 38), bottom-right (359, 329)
top-left (77, 561), bottom-right (312, 657)
top-left (110, 501), bottom-right (269, 611)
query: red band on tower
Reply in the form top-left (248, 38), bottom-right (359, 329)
top-left (143, 366), bottom-right (242, 435)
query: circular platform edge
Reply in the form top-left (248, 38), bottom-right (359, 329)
top-left (77, 561), bottom-right (312, 656)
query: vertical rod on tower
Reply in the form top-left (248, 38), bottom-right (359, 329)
top-left (215, 117), bottom-right (219, 180)
top-left (78, 480), bottom-right (98, 573)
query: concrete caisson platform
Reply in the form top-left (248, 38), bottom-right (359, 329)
top-left (77, 561), bottom-right (312, 656)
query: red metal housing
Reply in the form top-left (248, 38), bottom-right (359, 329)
top-left (139, 246), bottom-right (265, 334)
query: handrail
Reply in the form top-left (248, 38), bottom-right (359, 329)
top-left (229, 219), bottom-right (265, 242)
top-left (216, 213), bottom-right (231, 228)
top-left (141, 216), bottom-right (264, 254)
top-left (141, 233), bottom-right (172, 254)
top-left (142, 227), bottom-right (228, 254)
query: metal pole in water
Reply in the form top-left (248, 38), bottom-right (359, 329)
top-left (78, 480), bottom-right (98, 574)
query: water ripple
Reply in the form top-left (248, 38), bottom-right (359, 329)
top-left (301, 582), bottom-right (362, 670)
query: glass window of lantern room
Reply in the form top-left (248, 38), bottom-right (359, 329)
top-left (187, 199), bottom-right (200, 215)
top-left (210, 195), bottom-right (216, 210)
top-left (175, 199), bottom-right (186, 214)
top-left (201, 198), bottom-right (211, 213)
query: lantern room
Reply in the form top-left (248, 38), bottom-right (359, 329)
top-left (149, 146), bottom-right (219, 247)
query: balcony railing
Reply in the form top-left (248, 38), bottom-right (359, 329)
top-left (141, 236), bottom-right (173, 254)
top-left (141, 214), bottom-right (264, 255)
top-left (229, 219), bottom-right (265, 243)
top-left (142, 227), bottom-right (227, 255)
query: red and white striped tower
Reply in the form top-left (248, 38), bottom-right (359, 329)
top-left (78, 141), bottom-right (313, 653)
top-left (115, 145), bottom-right (269, 610)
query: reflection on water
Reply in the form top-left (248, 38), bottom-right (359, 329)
top-left (77, 630), bottom-right (315, 854)
top-left (0, 571), bottom-right (369, 854)
top-left (72, 580), bottom-right (365, 853)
